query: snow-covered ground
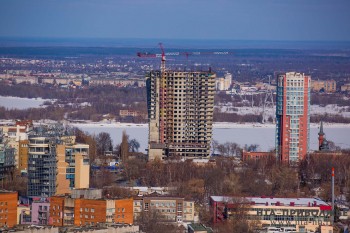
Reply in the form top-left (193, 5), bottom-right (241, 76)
top-left (218, 104), bottom-right (350, 119)
top-left (73, 122), bottom-right (350, 153)
top-left (0, 96), bottom-right (55, 109)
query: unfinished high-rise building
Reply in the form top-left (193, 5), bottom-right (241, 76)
top-left (147, 70), bottom-right (216, 160)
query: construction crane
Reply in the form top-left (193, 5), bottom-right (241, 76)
top-left (136, 43), bottom-right (230, 71)
top-left (138, 43), bottom-right (231, 145)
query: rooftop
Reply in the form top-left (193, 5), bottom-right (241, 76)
top-left (210, 196), bottom-right (329, 207)
top-left (188, 223), bottom-right (214, 233)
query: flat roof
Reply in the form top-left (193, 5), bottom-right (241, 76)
top-left (210, 196), bottom-right (329, 207)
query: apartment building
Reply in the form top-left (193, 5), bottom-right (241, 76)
top-left (56, 144), bottom-right (90, 195)
top-left (50, 189), bottom-right (134, 227)
top-left (0, 140), bottom-right (15, 180)
top-left (276, 72), bottom-right (311, 162)
top-left (0, 191), bottom-right (18, 228)
top-left (215, 73), bottom-right (232, 91)
top-left (147, 71), bottom-right (215, 160)
top-left (27, 125), bottom-right (90, 197)
top-left (0, 120), bottom-right (33, 169)
top-left (20, 197), bottom-right (50, 225)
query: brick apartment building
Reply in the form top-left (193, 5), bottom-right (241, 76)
top-left (50, 190), bottom-right (134, 227)
top-left (0, 191), bottom-right (18, 228)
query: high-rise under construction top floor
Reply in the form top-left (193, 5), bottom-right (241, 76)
top-left (147, 70), bottom-right (215, 160)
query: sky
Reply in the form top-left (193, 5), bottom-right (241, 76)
top-left (0, 0), bottom-right (350, 41)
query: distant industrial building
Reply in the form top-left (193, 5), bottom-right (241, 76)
top-left (276, 72), bottom-right (311, 162)
top-left (147, 71), bottom-right (215, 160)
top-left (341, 83), bottom-right (350, 92)
top-left (311, 80), bottom-right (336, 93)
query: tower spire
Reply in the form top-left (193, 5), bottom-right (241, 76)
top-left (318, 121), bottom-right (324, 136)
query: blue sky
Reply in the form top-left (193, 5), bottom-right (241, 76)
top-left (0, 0), bottom-right (350, 41)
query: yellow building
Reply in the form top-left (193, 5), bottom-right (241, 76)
top-left (312, 80), bottom-right (337, 93)
top-left (56, 143), bottom-right (90, 195)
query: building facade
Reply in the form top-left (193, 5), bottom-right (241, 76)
top-left (210, 196), bottom-right (332, 232)
top-left (276, 72), bottom-right (311, 162)
top-left (133, 196), bottom-right (195, 223)
top-left (20, 197), bottom-right (50, 225)
top-left (0, 141), bottom-right (15, 180)
top-left (27, 125), bottom-right (89, 197)
top-left (0, 191), bottom-right (18, 228)
top-left (311, 80), bottom-right (336, 93)
top-left (341, 83), bottom-right (350, 92)
top-left (215, 73), bottom-right (232, 91)
top-left (147, 71), bottom-right (215, 160)
top-left (50, 190), bottom-right (134, 227)
top-left (56, 144), bottom-right (90, 195)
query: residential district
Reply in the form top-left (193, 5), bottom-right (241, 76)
top-left (1, 65), bottom-right (350, 232)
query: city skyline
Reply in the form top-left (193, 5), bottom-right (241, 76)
top-left (1, 0), bottom-right (350, 41)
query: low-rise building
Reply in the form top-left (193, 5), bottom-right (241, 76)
top-left (20, 197), bottom-right (50, 225)
top-left (50, 189), bottom-right (134, 227)
top-left (341, 83), bottom-right (350, 92)
top-left (133, 196), bottom-right (195, 223)
top-left (242, 151), bottom-right (274, 161)
top-left (210, 196), bottom-right (332, 232)
top-left (312, 80), bottom-right (337, 93)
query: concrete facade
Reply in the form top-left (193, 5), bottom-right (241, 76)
top-left (147, 71), bottom-right (215, 160)
top-left (133, 196), bottom-right (195, 223)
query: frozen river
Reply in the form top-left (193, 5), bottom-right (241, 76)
top-left (72, 123), bottom-right (350, 153)
top-left (0, 96), bottom-right (50, 109)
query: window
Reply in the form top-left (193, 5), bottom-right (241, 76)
top-left (91, 208), bottom-right (95, 213)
